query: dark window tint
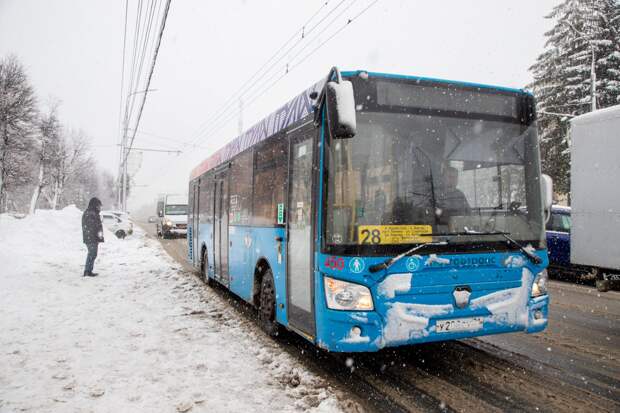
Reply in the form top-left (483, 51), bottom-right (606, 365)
top-left (252, 136), bottom-right (288, 226)
top-left (229, 150), bottom-right (253, 225)
top-left (547, 212), bottom-right (571, 232)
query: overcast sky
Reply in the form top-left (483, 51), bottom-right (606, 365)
top-left (0, 0), bottom-right (561, 211)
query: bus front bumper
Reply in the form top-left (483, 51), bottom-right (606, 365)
top-left (316, 295), bottom-right (549, 352)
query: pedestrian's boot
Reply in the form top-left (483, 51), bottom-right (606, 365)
top-left (83, 271), bottom-right (98, 277)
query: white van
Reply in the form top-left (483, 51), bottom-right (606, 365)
top-left (156, 194), bottom-right (188, 238)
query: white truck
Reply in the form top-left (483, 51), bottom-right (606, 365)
top-left (570, 104), bottom-right (620, 291)
top-left (156, 194), bottom-right (188, 239)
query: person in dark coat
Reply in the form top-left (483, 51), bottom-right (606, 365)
top-left (82, 197), bottom-right (104, 277)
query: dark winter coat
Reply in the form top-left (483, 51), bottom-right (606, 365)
top-left (82, 197), bottom-right (104, 244)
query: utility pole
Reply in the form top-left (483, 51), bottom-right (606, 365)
top-left (120, 89), bottom-right (157, 212)
top-left (590, 47), bottom-right (597, 112)
top-left (562, 21), bottom-right (597, 112)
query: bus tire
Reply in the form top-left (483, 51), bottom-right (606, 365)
top-left (258, 269), bottom-right (279, 337)
top-left (201, 248), bottom-right (212, 286)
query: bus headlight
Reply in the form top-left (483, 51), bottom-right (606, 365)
top-left (324, 276), bottom-right (373, 311)
top-left (165, 220), bottom-right (173, 227)
top-left (531, 270), bottom-right (548, 297)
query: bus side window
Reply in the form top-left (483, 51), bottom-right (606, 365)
top-left (199, 174), bottom-right (213, 225)
top-left (229, 150), bottom-right (253, 225)
top-left (252, 136), bottom-right (288, 226)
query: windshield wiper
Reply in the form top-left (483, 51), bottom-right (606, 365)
top-left (497, 232), bottom-right (542, 264)
top-left (368, 241), bottom-right (448, 273)
top-left (430, 229), bottom-right (542, 264)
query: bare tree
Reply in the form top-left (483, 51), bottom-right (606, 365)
top-left (44, 129), bottom-right (91, 209)
top-left (0, 55), bottom-right (37, 213)
top-left (29, 104), bottom-right (61, 214)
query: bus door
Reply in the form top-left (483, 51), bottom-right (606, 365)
top-left (214, 169), bottom-right (230, 286)
top-left (286, 128), bottom-right (316, 337)
top-left (192, 180), bottom-right (200, 266)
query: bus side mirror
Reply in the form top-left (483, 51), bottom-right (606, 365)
top-left (326, 80), bottom-right (356, 138)
top-left (541, 174), bottom-right (553, 223)
top-left (158, 210), bottom-right (164, 218)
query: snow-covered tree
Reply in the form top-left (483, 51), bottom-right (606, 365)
top-left (0, 55), bottom-right (37, 213)
top-left (529, 0), bottom-right (620, 195)
top-left (43, 129), bottom-right (91, 209)
top-left (29, 105), bottom-right (62, 214)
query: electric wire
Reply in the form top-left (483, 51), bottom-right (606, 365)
top-left (192, 0), bottom-right (359, 144)
top-left (123, 0), bottom-right (145, 128)
top-left (116, 0), bottom-right (129, 200)
top-left (185, 0), bottom-right (337, 144)
top-left (185, 0), bottom-right (348, 146)
top-left (126, 0), bottom-right (158, 128)
top-left (194, 0), bottom-right (378, 147)
top-left (124, 0), bottom-right (172, 165)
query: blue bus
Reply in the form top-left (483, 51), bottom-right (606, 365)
top-left (188, 68), bottom-right (552, 352)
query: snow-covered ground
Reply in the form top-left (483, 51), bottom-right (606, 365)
top-left (0, 207), bottom-right (345, 412)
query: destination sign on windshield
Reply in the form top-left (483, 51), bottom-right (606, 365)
top-left (358, 225), bottom-right (433, 245)
top-left (376, 80), bottom-right (519, 118)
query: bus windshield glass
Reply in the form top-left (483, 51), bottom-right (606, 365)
top-left (165, 204), bottom-right (187, 215)
top-left (324, 83), bottom-right (543, 255)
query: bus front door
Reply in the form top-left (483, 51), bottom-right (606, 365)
top-left (214, 171), bottom-right (229, 286)
top-left (287, 133), bottom-right (315, 337)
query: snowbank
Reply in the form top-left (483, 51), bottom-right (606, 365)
top-left (0, 208), bottom-right (344, 412)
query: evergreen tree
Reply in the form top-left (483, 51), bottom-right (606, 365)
top-left (529, 0), bottom-right (620, 195)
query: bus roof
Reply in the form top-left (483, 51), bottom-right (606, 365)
top-left (189, 71), bottom-right (529, 181)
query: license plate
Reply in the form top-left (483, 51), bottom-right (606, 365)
top-left (435, 317), bottom-right (484, 333)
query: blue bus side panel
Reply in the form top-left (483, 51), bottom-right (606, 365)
top-left (227, 226), bottom-right (289, 327)
top-left (228, 226), bottom-right (255, 301)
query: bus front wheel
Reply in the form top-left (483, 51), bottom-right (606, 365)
top-left (258, 269), bottom-right (279, 337)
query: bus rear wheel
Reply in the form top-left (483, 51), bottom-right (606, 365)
top-left (258, 269), bottom-right (279, 337)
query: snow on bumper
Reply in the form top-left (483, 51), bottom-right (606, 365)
top-left (318, 268), bottom-right (549, 352)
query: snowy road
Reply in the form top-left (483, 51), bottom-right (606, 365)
top-left (150, 223), bottom-right (620, 413)
top-left (0, 208), bottom-right (350, 413)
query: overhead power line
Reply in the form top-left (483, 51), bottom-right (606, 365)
top-left (118, 0), bottom-right (172, 211)
top-left (116, 0), bottom-right (129, 207)
top-left (192, 0), bottom-right (379, 147)
top-left (185, 0), bottom-right (350, 146)
top-left (193, 0), bottom-right (361, 144)
top-left (124, 0), bottom-right (172, 165)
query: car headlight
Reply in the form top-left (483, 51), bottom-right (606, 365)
top-left (531, 269), bottom-right (548, 297)
top-left (324, 276), bottom-right (373, 311)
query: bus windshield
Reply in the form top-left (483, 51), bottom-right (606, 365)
top-left (324, 109), bottom-right (544, 255)
top-left (165, 204), bottom-right (187, 215)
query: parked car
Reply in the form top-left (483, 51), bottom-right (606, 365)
top-left (101, 212), bottom-right (133, 239)
top-left (546, 205), bottom-right (571, 269)
top-left (109, 210), bottom-right (132, 223)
